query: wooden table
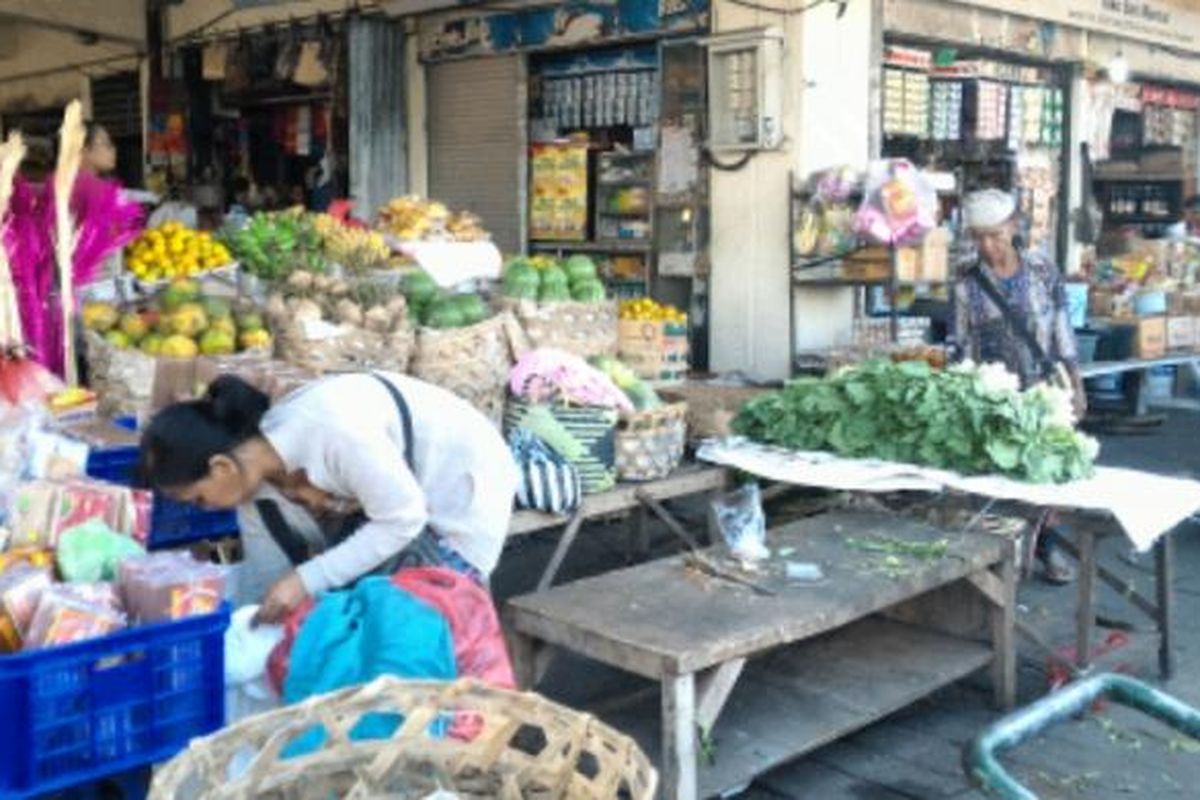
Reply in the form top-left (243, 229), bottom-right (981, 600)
top-left (507, 464), bottom-right (732, 591)
top-left (506, 511), bottom-right (1017, 799)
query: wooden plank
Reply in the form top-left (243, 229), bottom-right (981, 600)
top-left (662, 673), bottom-right (697, 800)
top-left (603, 617), bottom-right (993, 799)
top-left (992, 539), bottom-right (1017, 710)
top-left (536, 511), bottom-right (585, 592)
top-left (966, 571), bottom-right (1006, 608)
top-left (695, 659), bottom-right (746, 731)
top-left (507, 511), bottom-right (1004, 675)
top-left (508, 465), bottom-right (730, 537)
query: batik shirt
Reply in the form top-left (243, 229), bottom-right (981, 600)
top-left (952, 250), bottom-right (1079, 389)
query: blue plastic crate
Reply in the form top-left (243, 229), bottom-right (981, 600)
top-left (0, 607), bottom-right (229, 800)
top-left (84, 420), bottom-right (239, 549)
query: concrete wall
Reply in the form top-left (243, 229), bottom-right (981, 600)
top-left (708, 0), bottom-right (875, 379)
top-left (165, 0), bottom-right (382, 41)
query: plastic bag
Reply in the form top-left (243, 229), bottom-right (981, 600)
top-left (57, 520), bottom-right (144, 582)
top-left (225, 605), bottom-right (284, 723)
top-left (118, 552), bottom-right (226, 623)
top-left (25, 585), bottom-right (126, 649)
top-left (854, 159), bottom-right (938, 246)
top-left (711, 483), bottom-right (769, 563)
top-left (508, 428), bottom-right (582, 514)
top-left (392, 567), bottom-right (516, 689)
top-left (0, 564), bottom-right (53, 651)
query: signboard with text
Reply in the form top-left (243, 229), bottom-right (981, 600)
top-left (952, 0), bottom-right (1200, 53)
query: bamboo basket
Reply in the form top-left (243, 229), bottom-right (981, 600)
top-left (505, 399), bottom-right (618, 495)
top-left (616, 402), bottom-right (687, 482)
top-left (150, 677), bottom-right (657, 800)
top-left (411, 312), bottom-right (518, 428)
top-left (271, 315), bottom-right (416, 376)
top-left (658, 382), bottom-right (776, 441)
top-left (501, 298), bottom-right (618, 360)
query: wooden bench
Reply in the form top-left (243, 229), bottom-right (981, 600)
top-left (507, 464), bottom-right (732, 591)
top-left (506, 510), bottom-right (1017, 799)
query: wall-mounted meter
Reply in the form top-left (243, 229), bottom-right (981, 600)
top-left (704, 27), bottom-right (784, 152)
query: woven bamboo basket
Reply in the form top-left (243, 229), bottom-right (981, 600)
top-left (658, 382), bottom-right (775, 441)
top-left (412, 312), bottom-right (517, 428)
top-left (501, 299), bottom-right (618, 360)
top-left (150, 677), bottom-right (657, 800)
top-left (272, 316), bottom-right (416, 376)
top-left (616, 402), bottom-right (687, 482)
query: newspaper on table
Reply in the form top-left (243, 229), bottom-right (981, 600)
top-left (698, 438), bottom-right (1200, 552)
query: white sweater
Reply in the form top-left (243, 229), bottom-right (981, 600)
top-left (258, 372), bottom-right (517, 594)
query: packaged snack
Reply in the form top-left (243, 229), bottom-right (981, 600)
top-left (0, 547), bottom-right (55, 575)
top-left (57, 520), bottom-right (145, 583)
top-left (7, 480), bottom-right (150, 549)
top-left (54, 581), bottom-right (123, 614)
top-left (6, 482), bottom-right (59, 549)
top-left (25, 586), bottom-right (126, 649)
top-left (119, 552), bottom-right (226, 623)
top-left (0, 565), bottom-right (53, 651)
top-left (27, 430), bottom-right (91, 480)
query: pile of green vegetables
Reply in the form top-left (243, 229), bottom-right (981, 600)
top-left (225, 212), bottom-right (327, 281)
top-left (733, 359), bottom-right (1098, 484)
top-left (502, 255), bottom-right (607, 303)
top-left (401, 269), bottom-right (490, 330)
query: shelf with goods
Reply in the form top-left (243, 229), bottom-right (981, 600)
top-left (788, 169), bottom-right (957, 375)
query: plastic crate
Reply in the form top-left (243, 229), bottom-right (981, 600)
top-left (0, 607), bottom-right (229, 800)
top-left (84, 419), bottom-right (239, 549)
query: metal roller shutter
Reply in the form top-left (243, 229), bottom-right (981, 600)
top-left (427, 55), bottom-right (525, 253)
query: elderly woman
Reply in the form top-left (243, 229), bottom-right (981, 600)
top-left (952, 189), bottom-right (1086, 584)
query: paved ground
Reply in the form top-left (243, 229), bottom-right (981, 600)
top-left (493, 409), bottom-right (1200, 799)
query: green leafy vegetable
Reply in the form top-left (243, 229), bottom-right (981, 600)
top-left (733, 360), bottom-right (1098, 484)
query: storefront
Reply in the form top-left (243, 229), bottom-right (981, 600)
top-left (409, 0), bottom-right (713, 365)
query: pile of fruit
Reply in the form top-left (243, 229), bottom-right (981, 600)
top-left (311, 214), bottom-right (392, 272)
top-left (501, 255), bottom-right (606, 304)
top-left (619, 297), bottom-right (688, 325)
top-left (401, 270), bottom-right (491, 330)
top-left (376, 196), bottom-right (489, 243)
top-left (82, 280), bottom-right (271, 358)
top-left (268, 270), bottom-right (411, 336)
top-left (124, 223), bottom-right (232, 282)
top-left (225, 211), bottom-right (326, 282)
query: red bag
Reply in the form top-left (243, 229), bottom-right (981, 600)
top-left (266, 597), bottom-right (316, 696)
top-left (391, 567), bottom-right (515, 689)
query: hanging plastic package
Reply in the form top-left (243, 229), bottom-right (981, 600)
top-left (853, 159), bottom-right (938, 246)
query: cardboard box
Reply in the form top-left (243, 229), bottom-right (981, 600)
top-left (895, 228), bottom-right (949, 283)
top-left (1134, 316), bottom-right (1167, 359)
top-left (1167, 317), bottom-right (1196, 351)
top-left (618, 320), bottom-right (690, 384)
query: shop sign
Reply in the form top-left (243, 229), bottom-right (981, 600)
top-left (952, 0), bottom-right (1200, 53)
top-left (419, 0), bottom-right (709, 61)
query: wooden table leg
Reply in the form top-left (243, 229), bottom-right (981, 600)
top-left (537, 511), bottom-right (586, 592)
top-left (662, 673), bottom-right (698, 800)
top-left (508, 631), bottom-right (539, 690)
top-left (1156, 533), bottom-right (1175, 680)
top-left (627, 506), bottom-right (650, 564)
top-left (992, 543), bottom-right (1018, 710)
top-left (1076, 529), bottom-right (1098, 671)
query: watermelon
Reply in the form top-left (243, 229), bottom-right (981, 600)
top-left (425, 299), bottom-right (465, 329)
top-left (570, 278), bottom-right (607, 303)
top-left (403, 270), bottom-right (438, 307)
top-left (454, 293), bottom-right (490, 325)
top-left (564, 254), bottom-right (598, 283)
top-left (539, 282), bottom-right (573, 304)
top-left (503, 261), bottom-right (540, 300)
top-left (539, 265), bottom-right (569, 290)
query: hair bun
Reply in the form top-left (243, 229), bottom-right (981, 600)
top-left (206, 375), bottom-right (270, 438)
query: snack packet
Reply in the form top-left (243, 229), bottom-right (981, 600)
top-left (119, 552), bottom-right (226, 623)
top-left (25, 586), bottom-right (126, 649)
top-left (0, 565), bottom-right (53, 652)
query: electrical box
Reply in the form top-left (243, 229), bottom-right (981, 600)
top-left (705, 27), bottom-right (784, 152)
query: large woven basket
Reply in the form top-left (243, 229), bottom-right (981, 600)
top-left (150, 677), bottom-right (657, 800)
top-left (272, 316), bottom-right (416, 376)
top-left (616, 402), bottom-right (687, 482)
top-left (505, 399), bottom-right (618, 495)
top-left (502, 298), bottom-right (619, 360)
top-left (412, 313), bottom-right (517, 428)
top-left (658, 381), bottom-right (775, 441)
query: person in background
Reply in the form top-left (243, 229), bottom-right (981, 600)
top-left (137, 372), bottom-right (518, 624)
top-left (952, 189), bottom-right (1085, 584)
top-left (80, 122), bottom-right (118, 178)
top-left (225, 176), bottom-right (253, 230)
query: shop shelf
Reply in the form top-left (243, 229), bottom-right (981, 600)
top-left (85, 418), bottom-right (239, 549)
top-left (0, 607), bottom-right (229, 799)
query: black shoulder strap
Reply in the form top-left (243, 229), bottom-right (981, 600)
top-left (369, 373), bottom-right (415, 471)
top-left (966, 265), bottom-right (1058, 381)
top-left (255, 499), bottom-right (312, 567)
